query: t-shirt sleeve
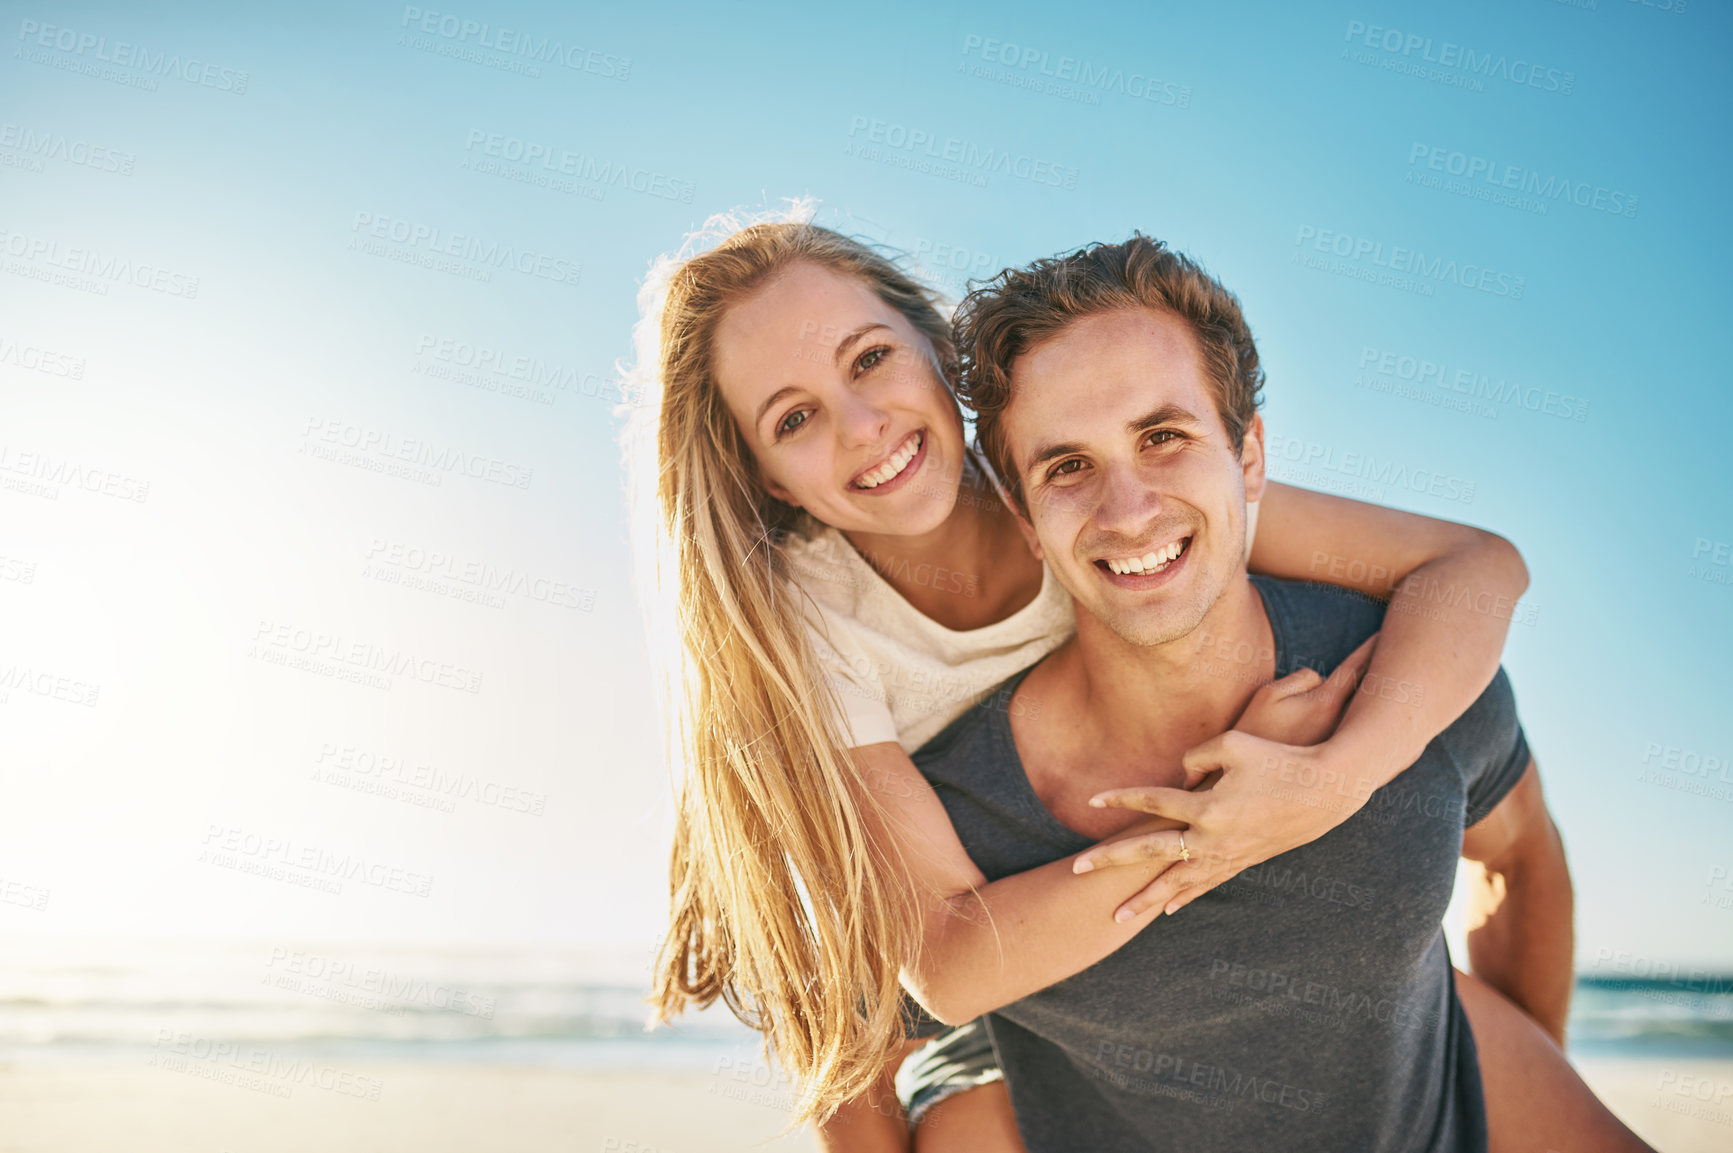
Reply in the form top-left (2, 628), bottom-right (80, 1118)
top-left (1445, 666), bottom-right (1533, 827)
top-left (800, 606), bottom-right (899, 750)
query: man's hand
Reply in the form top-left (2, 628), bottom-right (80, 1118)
top-left (1070, 636), bottom-right (1380, 921)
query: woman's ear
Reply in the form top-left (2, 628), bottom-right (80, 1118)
top-left (741, 434), bottom-right (801, 508)
top-left (1014, 505), bottom-right (1044, 561)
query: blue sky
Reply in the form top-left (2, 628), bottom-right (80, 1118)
top-left (1, 0), bottom-right (1727, 972)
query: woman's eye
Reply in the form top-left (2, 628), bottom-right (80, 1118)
top-left (777, 409), bottom-right (811, 437)
top-left (855, 346), bottom-right (889, 373)
top-left (1049, 458), bottom-right (1085, 480)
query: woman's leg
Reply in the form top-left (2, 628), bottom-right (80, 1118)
top-left (1456, 968), bottom-right (1655, 1153)
top-left (814, 1044), bottom-right (917, 1153)
top-left (893, 1021), bottom-right (1027, 1153)
top-left (911, 1081), bottom-right (1027, 1153)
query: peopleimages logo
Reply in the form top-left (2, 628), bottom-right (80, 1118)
top-left (15, 19), bottom-right (250, 93)
top-left (398, 7), bottom-right (630, 79)
top-left (1342, 20), bottom-right (1575, 95)
top-left (0, 228), bottom-right (200, 298)
top-left (845, 115), bottom-right (1079, 190)
top-left (1265, 432), bottom-right (1476, 504)
top-left (249, 619), bottom-right (485, 695)
top-left (301, 416), bottom-right (534, 490)
top-left (1407, 144), bottom-right (1637, 219)
top-left (1294, 226), bottom-right (1525, 299)
top-left (0, 445), bottom-right (150, 502)
top-left (0, 123), bottom-right (135, 174)
top-left (349, 212), bottom-right (581, 287)
top-left (958, 34), bottom-right (1192, 108)
top-left (462, 130), bottom-right (694, 204)
top-left (1357, 348), bottom-right (1589, 423)
top-left (199, 824), bottom-right (434, 899)
top-left (0, 663), bottom-right (101, 707)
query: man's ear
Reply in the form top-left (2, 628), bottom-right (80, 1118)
top-left (1240, 412), bottom-right (1267, 504)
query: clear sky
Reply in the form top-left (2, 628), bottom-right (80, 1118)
top-left (1, 0), bottom-right (1728, 974)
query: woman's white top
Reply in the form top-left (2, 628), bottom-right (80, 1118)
top-left (780, 495), bottom-right (1258, 754)
top-left (782, 523), bottom-right (1075, 754)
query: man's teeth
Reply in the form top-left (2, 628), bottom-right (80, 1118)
top-left (854, 433), bottom-right (922, 489)
top-left (1104, 540), bottom-right (1186, 576)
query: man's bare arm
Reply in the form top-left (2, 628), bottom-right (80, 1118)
top-left (1459, 758), bottom-right (1575, 1044)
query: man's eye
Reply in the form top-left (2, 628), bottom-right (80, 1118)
top-left (1145, 429), bottom-right (1181, 447)
top-left (777, 409), bottom-right (811, 437)
top-left (855, 346), bottom-right (889, 373)
top-left (1049, 458), bottom-right (1085, 480)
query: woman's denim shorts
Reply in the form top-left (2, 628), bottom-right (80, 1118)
top-left (894, 1019), bottom-right (1004, 1127)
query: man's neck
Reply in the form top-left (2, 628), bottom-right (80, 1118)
top-left (1014, 575), bottom-right (1275, 836)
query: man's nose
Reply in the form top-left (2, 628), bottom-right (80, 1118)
top-left (1092, 463), bottom-right (1164, 536)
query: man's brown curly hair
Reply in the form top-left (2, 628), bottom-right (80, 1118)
top-left (953, 234), bottom-right (1265, 514)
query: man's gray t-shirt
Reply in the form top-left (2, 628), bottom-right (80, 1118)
top-left (910, 576), bottom-right (1531, 1153)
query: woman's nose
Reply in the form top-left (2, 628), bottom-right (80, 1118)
top-left (836, 391), bottom-right (890, 449)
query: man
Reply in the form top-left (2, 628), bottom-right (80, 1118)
top-left (904, 235), bottom-right (1644, 1151)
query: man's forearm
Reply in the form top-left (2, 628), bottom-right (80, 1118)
top-left (1464, 820), bottom-right (1575, 1044)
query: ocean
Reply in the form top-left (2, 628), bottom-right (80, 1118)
top-left (2, 937), bottom-right (1728, 1070)
top-left (0, 938), bottom-right (766, 1073)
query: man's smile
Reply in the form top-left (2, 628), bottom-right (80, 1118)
top-left (1093, 536), bottom-right (1192, 586)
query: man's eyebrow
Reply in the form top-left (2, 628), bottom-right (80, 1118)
top-left (1026, 438), bottom-right (1088, 472)
top-left (1127, 403), bottom-right (1206, 435)
top-left (1023, 404), bottom-right (1205, 476)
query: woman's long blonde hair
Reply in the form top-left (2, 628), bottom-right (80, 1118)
top-left (621, 206), bottom-right (958, 1120)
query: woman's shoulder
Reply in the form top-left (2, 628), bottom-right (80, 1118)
top-left (780, 522), bottom-right (873, 616)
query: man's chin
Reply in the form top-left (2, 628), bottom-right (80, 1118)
top-left (1062, 564), bottom-right (1211, 648)
top-left (1090, 603), bottom-right (1208, 649)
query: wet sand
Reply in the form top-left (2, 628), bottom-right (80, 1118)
top-left (0, 1057), bottom-right (1725, 1152)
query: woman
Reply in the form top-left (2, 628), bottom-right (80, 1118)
top-left (625, 210), bottom-right (1650, 1152)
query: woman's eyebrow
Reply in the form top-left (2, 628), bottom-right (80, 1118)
top-left (833, 323), bottom-right (891, 365)
top-left (752, 324), bottom-right (895, 431)
top-left (754, 385), bottom-right (800, 430)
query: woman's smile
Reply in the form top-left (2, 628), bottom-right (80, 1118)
top-left (850, 429), bottom-right (926, 493)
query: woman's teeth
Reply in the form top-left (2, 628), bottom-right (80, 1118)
top-left (1104, 539), bottom-right (1186, 576)
top-left (854, 433), bottom-right (922, 489)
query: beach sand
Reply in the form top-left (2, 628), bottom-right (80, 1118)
top-left (0, 1062), bottom-right (823, 1153)
top-left (1574, 1057), bottom-right (1733, 1153)
top-left (0, 1058), bottom-right (1726, 1152)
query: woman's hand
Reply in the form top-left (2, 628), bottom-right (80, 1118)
top-left (1070, 636), bottom-right (1379, 921)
